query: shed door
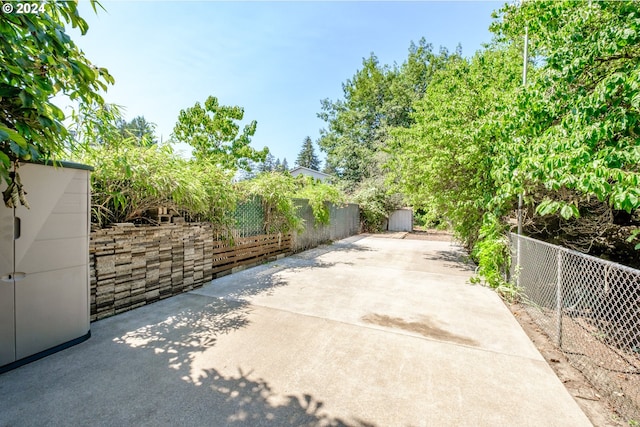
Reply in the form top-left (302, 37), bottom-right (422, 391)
top-left (0, 191), bottom-right (15, 366)
top-left (388, 209), bottom-right (413, 232)
top-left (13, 164), bottom-right (89, 359)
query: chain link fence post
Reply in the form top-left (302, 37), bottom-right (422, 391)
top-left (556, 249), bottom-right (563, 348)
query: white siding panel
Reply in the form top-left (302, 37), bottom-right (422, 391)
top-left (388, 209), bottom-right (413, 232)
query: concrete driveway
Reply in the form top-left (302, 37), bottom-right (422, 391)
top-left (0, 235), bottom-right (591, 426)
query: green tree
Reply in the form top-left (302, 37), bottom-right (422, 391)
top-left (387, 39), bottom-right (460, 129)
top-left (68, 99), bottom-right (235, 227)
top-left (172, 96), bottom-right (268, 171)
top-left (281, 158), bottom-right (289, 172)
top-left (352, 176), bottom-right (404, 232)
top-left (0, 0), bottom-right (114, 204)
top-left (492, 0), bottom-right (640, 218)
top-left (388, 45), bottom-right (523, 249)
top-left (317, 43), bottom-right (454, 187)
top-left (68, 101), bottom-right (124, 149)
top-left (322, 160), bottom-right (337, 176)
top-left (317, 54), bottom-right (394, 185)
top-left (259, 153), bottom-right (276, 173)
top-left (117, 116), bottom-right (157, 146)
top-left (296, 136), bottom-right (320, 170)
top-left (388, 0), bottom-right (640, 283)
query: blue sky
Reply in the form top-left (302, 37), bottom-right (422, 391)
top-left (68, 1), bottom-right (504, 165)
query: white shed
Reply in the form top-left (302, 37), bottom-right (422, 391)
top-left (388, 208), bottom-right (413, 232)
top-left (0, 161), bottom-right (92, 372)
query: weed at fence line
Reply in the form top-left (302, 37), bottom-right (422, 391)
top-left (470, 214), bottom-right (514, 293)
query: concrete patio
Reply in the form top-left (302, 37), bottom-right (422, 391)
top-left (0, 235), bottom-right (591, 426)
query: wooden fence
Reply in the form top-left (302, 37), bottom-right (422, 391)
top-left (90, 223), bottom-right (291, 321)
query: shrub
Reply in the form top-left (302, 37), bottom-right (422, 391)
top-left (469, 213), bottom-right (516, 299)
top-left (352, 178), bottom-right (404, 232)
top-left (74, 139), bottom-right (235, 227)
top-left (293, 176), bottom-right (344, 226)
top-left (237, 172), bottom-right (302, 234)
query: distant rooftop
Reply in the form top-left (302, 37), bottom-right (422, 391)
top-left (289, 166), bottom-right (332, 182)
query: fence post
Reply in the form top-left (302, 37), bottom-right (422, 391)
top-left (556, 249), bottom-right (563, 348)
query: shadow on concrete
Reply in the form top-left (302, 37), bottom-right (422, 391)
top-left (423, 250), bottom-right (475, 273)
top-left (112, 296), bottom-right (253, 373)
top-left (173, 366), bottom-right (377, 427)
top-left (105, 292), bottom-right (376, 426)
top-left (0, 292), bottom-right (378, 426)
top-left (202, 241), bottom-right (375, 299)
top-left (0, 237), bottom-right (399, 425)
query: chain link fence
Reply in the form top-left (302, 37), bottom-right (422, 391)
top-left (233, 196), bottom-right (265, 237)
top-left (510, 233), bottom-right (640, 422)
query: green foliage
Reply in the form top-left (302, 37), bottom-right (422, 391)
top-left (76, 139), bottom-right (235, 227)
top-left (317, 55), bottom-right (396, 185)
top-left (315, 0), bottom-right (640, 283)
top-left (68, 102), bottom-right (344, 232)
top-left (295, 136), bottom-right (321, 170)
top-left (352, 178), bottom-right (404, 232)
top-left (318, 40), bottom-right (455, 187)
top-left (257, 153), bottom-right (288, 174)
top-left (413, 208), bottom-right (447, 230)
top-left (237, 172), bottom-right (302, 234)
top-left (67, 101), bottom-right (125, 149)
top-left (322, 160), bottom-right (337, 176)
top-left (388, 44), bottom-right (523, 249)
top-left (259, 153), bottom-right (277, 173)
top-left (469, 214), bottom-right (512, 291)
top-left (294, 176), bottom-right (344, 226)
top-left (70, 103), bottom-right (235, 227)
top-left (117, 116), bottom-right (157, 146)
top-left (492, 1), bottom-right (640, 217)
top-left (0, 0), bottom-right (113, 190)
top-left (384, 0), bottom-right (640, 283)
top-left (238, 172), bottom-right (345, 232)
top-left (626, 229), bottom-right (640, 250)
top-left (172, 95), bottom-right (268, 171)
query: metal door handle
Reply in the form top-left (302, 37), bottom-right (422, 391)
top-left (1, 274), bottom-right (13, 283)
top-left (13, 272), bottom-right (26, 282)
top-left (14, 217), bottom-right (20, 239)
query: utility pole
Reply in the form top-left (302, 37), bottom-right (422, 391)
top-left (517, 25), bottom-right (529, 237)
top-left (516, 7), bottom-right (529, 287)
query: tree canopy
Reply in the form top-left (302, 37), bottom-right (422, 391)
top-left (492, 0), bottom-right (640, 217)
top-left (117, 116), bottom-right (157, 146)
top-left (172, 95), bottom-right (268, 171)
top-left (295, 136), bottom-right (320, 170)
top-left (388, 44), bottom-right (523, 249)
top-left (0, 0), bottom-right (113, 199)
top-left (317, 40), bottom-right (457, 186)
